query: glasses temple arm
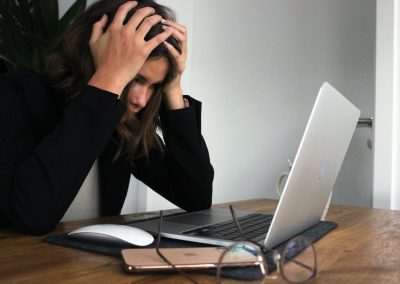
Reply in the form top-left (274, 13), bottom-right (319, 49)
top-left (156, 211), bottom-right (200, 284)
top-left (229, 205), bottom-right (250, 241)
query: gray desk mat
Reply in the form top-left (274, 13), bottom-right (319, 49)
top-left (44, 219), bottom-right (337, 281)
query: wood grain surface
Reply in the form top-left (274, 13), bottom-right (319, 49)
top-left (0, 199), bottom-right (399, 283)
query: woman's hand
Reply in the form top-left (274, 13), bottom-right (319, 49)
top-left (88, 1), bottom-right (173, 96)
top-left (161, 19), bottom-right (188, 109)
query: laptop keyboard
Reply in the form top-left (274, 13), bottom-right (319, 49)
top-left (182, 213), bottom-right (273, 242)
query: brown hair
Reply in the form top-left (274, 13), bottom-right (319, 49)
top-left (45, 0), bottom-right (181, 165)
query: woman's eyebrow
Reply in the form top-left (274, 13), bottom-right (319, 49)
top-left (135, 74), bottom-right (146, 81)
top-left (135, 73), bottom-right (164, 85)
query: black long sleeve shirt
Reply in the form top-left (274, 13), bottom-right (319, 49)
top-left (0, 70), bottom-right (213, 235)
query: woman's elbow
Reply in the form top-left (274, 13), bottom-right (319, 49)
top-left (13, 213), bottom-right (58, 235)
top-left (8, 202), bottom-right (60, 235)
top-left (183, 179), bottom-right (213, 212)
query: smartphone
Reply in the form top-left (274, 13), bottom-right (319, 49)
top-left (121, 247), bottom-right (260, 273)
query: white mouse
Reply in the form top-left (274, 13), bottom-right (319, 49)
top-left (68, 224), bottom-right (154, 247)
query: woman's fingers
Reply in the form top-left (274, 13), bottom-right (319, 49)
top-left (161, 19), bottom-right (186, 34)
top-left (135, 14), bottom-right (163, 39)
top-left (112, 1), bottom-right (138, 27)
top-left (167, 26), bottom-right (185, 43)
top-left (146, 27), bottom-right (174, 52)
top-left (89, 14), bottom-right (108, 45)
top-left (125, 6), bottom-right (156, 31)
top-left (163, 40), bottom-right (180, 59)
top-left (162, 20), bottom-right (188, 58)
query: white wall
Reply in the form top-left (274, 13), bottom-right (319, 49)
top-left (59, 0), bottom-right (96, 17)
top-left (189, 0), bottom-right (375, 206)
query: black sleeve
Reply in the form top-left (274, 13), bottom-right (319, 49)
top-left (132, 96), bottom-right (214, 211)
top-left (0, 72), bottom-right (126, 235)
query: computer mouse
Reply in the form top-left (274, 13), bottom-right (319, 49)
top-left (68, 224), bottom-right (154, 247)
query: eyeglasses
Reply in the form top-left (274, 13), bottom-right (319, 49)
top-left (155, 207), bottom-right (317, 283)
top-left (216, 206), bottom-right (317, 283)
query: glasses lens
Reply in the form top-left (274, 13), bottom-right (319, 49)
top-left (280, 237), bottom-right (316, 283)
top-left (216, 242), bottom-right (267, 283)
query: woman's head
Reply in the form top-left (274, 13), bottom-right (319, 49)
top-left (47, 0), bottom-right (180, 99)
top-left (46, 0), bottom-right (181, 163)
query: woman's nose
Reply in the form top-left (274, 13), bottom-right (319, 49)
top-left (132, 85), bottom-right (149, 108)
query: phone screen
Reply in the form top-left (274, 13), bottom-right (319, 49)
top-left (121, 247), bottom-right (260, 272)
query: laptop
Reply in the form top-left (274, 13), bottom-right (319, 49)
top-left (131, 82), bottom-right (361, 248)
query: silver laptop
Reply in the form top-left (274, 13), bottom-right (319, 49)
top-left (132, 82), bottom-right (360, 248)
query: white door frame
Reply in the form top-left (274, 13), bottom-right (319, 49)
top-left (373, 0), bottom-right (400, 209)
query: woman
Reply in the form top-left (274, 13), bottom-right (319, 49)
top-left (0, 0), bottom-right (213, 235)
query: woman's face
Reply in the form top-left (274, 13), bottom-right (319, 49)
top-left (126, 56), bottom-right (169, 113)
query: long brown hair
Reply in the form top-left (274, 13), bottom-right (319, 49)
top-left (45, 0), bottom-right (181, 165)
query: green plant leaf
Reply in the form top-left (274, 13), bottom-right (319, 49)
top-left (10, 0), bottom-right (33, 30)
top-left (16, 0), bottom-right (33, 24)
top-left (0, 0), bottom-right (85, 72)
top-left (32, 47), bottom-right (40, 72)
top-left (0, 4), bottom-right (22, 31)
top-left (0, 10), bottom-right (33, 69)
top-left (1, 35), bottom-right (35, 71)
top-left (33, 0), bottom-right (59, 38)
top-left (59, 0), bottom-right (86, 33)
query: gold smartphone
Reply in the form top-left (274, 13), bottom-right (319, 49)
top-left (121, 247), bottom-right (260, 273)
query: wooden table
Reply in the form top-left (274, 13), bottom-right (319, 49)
top-left (0, 199), bottom-right (399, 283)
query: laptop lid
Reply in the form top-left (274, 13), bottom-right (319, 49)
top-left (264, 82), bottom-right (360, 247)
top-left (132, 82), bottom-right (360, 248)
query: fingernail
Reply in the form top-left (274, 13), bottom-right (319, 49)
top-left (161, 19), bottom-right (167, 24)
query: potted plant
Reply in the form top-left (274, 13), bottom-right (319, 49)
top-left (0, 0), bottom-right (86, 73)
